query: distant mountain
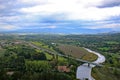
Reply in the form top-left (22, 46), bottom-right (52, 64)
top-left (107, 31), bottom-right (120, 34)
top-left (0, 29), bottom-right (120, 35)
top-left (96, 31), bottom-right (120, 35)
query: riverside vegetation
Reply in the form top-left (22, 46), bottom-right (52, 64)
top-left (0, 33), bottom-right (120, 80)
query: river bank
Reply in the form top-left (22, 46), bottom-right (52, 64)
top-left (76, 48), bottom-right (105, 80)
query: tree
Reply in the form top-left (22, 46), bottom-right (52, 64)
top-left (32, 52), bottom-right (46, 60)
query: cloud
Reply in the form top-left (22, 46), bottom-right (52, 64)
top-left (0, 5), bottom-right (5, 9)
top-left (19, 0), bottom-right (120, 20)
top-left (0, 0), bottom-right (120, 32)
top-left (48, 25), bottom-right (57, 29)
top-left (2, 0), bottom-right (120, 21)
top-left (85, 23), bottom-right (120, 29)
top-left (19, 0), bottom-right (47, 4)
top-left (38, 25), bottom-right (57, 29)
top-left (97, 0), bottom-right (120, 8)
top-left (0, 23), bottom-right (20, 30)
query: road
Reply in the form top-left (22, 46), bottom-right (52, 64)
top-left (29, 42), bottom-right (103, 66)
top-left (28, 42), bottom-right (105, 80)
top-left (76, 48), bottom-right (105, 80)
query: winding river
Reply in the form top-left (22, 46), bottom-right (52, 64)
top-left (76, 48), bottom-right (106, 80)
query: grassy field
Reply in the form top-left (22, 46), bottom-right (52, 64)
top-left (57, 44), bottom-right (98, 61)
top-left (45, 52), bottom-right (66, 61)
top-left (45, 53), bottom-right (53, 60)
top-left (31, 41), bottom-right (54, 51)
top-left (92, 67), bottom-right (120, 80)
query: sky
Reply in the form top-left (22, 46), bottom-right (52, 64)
top-left (0, 0), bottom-right (120, 34)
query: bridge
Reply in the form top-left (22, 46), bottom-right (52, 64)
top-left (60, 55), bottom-right (103, 67)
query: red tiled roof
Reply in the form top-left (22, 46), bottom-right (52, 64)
top-left (57, 66), bottom-right (70, 72)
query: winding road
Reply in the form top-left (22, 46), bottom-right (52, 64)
top-left (76, 48), bottom-right (105, 80)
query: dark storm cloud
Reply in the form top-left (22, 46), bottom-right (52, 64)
top-left (97, 0), bottom-right (120, 8)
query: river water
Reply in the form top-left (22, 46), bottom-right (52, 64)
top-left (76, 48), bottom-right (105, 80)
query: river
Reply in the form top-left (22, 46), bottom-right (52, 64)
top-left (76, 48), bottom-right (105, 80)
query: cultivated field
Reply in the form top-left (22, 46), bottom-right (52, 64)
top-left (57, 44), bottom-right (98, 61)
